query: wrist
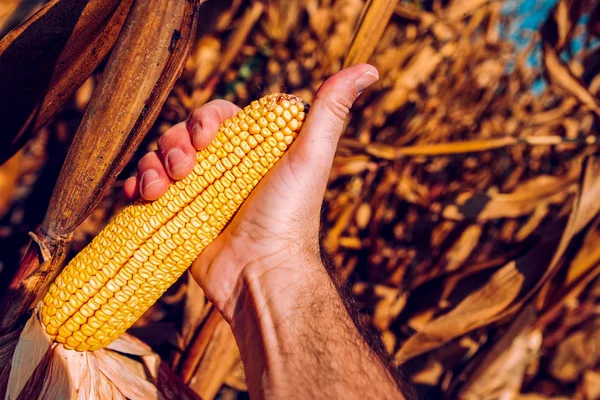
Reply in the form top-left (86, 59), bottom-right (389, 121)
top-left (223, 245), bottom-right (327, 324)
top-left (225, 248), bottom-right (337, 398)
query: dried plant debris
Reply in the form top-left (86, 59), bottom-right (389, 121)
top-left (1, 0), bottom-right (599, 398)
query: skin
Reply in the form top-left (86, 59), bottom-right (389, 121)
top-left (125, 64), bottom-right (412, 399)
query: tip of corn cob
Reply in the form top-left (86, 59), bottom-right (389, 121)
top-left (41, 93), bottom-right (308, 351)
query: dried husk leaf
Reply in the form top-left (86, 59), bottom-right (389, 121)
top-left (0, 330), bottom-right (19, 372)
top-left (107, 334), bottom-right (199, 400)
top-left (95, 350), bottom-right (159, 399)
top-left (39, 345), bottom-right (86, 400)
top-left (5, 304), bottom-right (52, 400)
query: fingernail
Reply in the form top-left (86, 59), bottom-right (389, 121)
top-left (166, 148), bottom-right (189, 173)
top-left (191, 124), bottom-right (202, 148)
top-left (355, 70), bottom-right (379, 95)
top-left (140, 169), bottom-right (160, 190)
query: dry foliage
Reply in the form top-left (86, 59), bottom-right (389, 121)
top-left (1, 0), bottom-right (600, 399)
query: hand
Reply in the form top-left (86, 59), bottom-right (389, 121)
top-left (125, 65), bottom-right (406, 399)
top-left (125, 64), bottom-right (379, 321)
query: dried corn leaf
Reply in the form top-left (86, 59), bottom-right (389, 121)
top-left (179, 308), bottom-right (223, 384)
top-left (382, 44), bottom-right (442, 113)
top-left (582, 370), bottom-right (600, 400)
top-left (542, 44), bottom-right (600, 117)
top-left (458, 306), bottom-right (538, 398)
top-left (444, 0), bottom-right (490, 21)
top-left (443, 170), bottom-right (579, 221)
top-left (396, 259), bottom-right (528, 364)
top-left (540, 0), bottom-right (600, 117)
top-left (459, 330), bottom-right (542, 399)
top-left (396, 156), bottom-right (600, 363)
top-left (0, 150), bottom-right (21, 218)
top-left (0, 0), bottom-right (47, 36)
top-left (343, 0), bottom-right (399, 67)
top-left (0, 0), bottom-right (21, 30)
top-left (261, 0), bottom-right (302, 43)
top-left (565, 223), bottom-right (600, 286)
top-left (192, 1), bottom-right (263, 108)
top-left (440, 225), bottom-right (482, 272)
top-left (549, 319), bottom-right (600, 383)
top-left (181, 272), bottom-right (208, 349)
top-left (0, 0), bottom-right (134, 164)
top-left (188, 318), bottom-right (240, 400)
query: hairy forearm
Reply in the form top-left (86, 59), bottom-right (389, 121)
top-left (228, 251), bottom-right (405, 399)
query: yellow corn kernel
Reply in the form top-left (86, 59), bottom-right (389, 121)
top-left (41, 93), bottom-right (308, 351)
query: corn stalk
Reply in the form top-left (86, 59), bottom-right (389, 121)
top-left (0, 0), bottom-right (200, 334)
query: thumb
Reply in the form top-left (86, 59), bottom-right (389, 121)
top-left (288, 64), bottom-right (379, 177)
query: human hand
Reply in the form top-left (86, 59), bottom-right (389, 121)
top-left (125, 64), bottom-right (379, 321)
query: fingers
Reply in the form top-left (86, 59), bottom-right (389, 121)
top-left (289, 64), bottom-right (379, 178)
top-left (127, 100), bottom-right (242, 200)
top-left (124, 176), bottom-right (139, 200)
top-left (157, 122), bottom-right (196, 180)
top-left (136, 152), bottom-right (170, 200)
top-left (158, 99), bottom-right (241, 179)
top-left (186, 99), bottom-right (242, 148)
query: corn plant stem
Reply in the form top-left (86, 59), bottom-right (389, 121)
top-left (179, 307), bottom-right (224, 383)
top-left (338, 135), bottom-right (599, 160)
top-left (0, 0), bottom-right (200, 333)
top-left (343, 0), bottom-right (400, 68)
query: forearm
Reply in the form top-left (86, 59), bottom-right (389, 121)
top-left (228, 251), bottom-right (405, 400)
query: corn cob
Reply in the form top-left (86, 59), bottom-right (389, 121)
top-left (40, 94), bottom-right (307, 351)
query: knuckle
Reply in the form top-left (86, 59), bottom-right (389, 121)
top-left (139, 151), bottom-right (155, 164)
top-left (138, 151), bottom-right (159, 169)
top-left (324, 100), bottom-right (350, 121)
top-left (187, 108), bottom-right (203, 127)
top-left (314, 88), bottom-right (355, 121)
top-left (156, 134), bottom-right (169, 152)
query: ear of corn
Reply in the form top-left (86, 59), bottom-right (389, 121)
top-left (40, 94), bottom-right (307, 351)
